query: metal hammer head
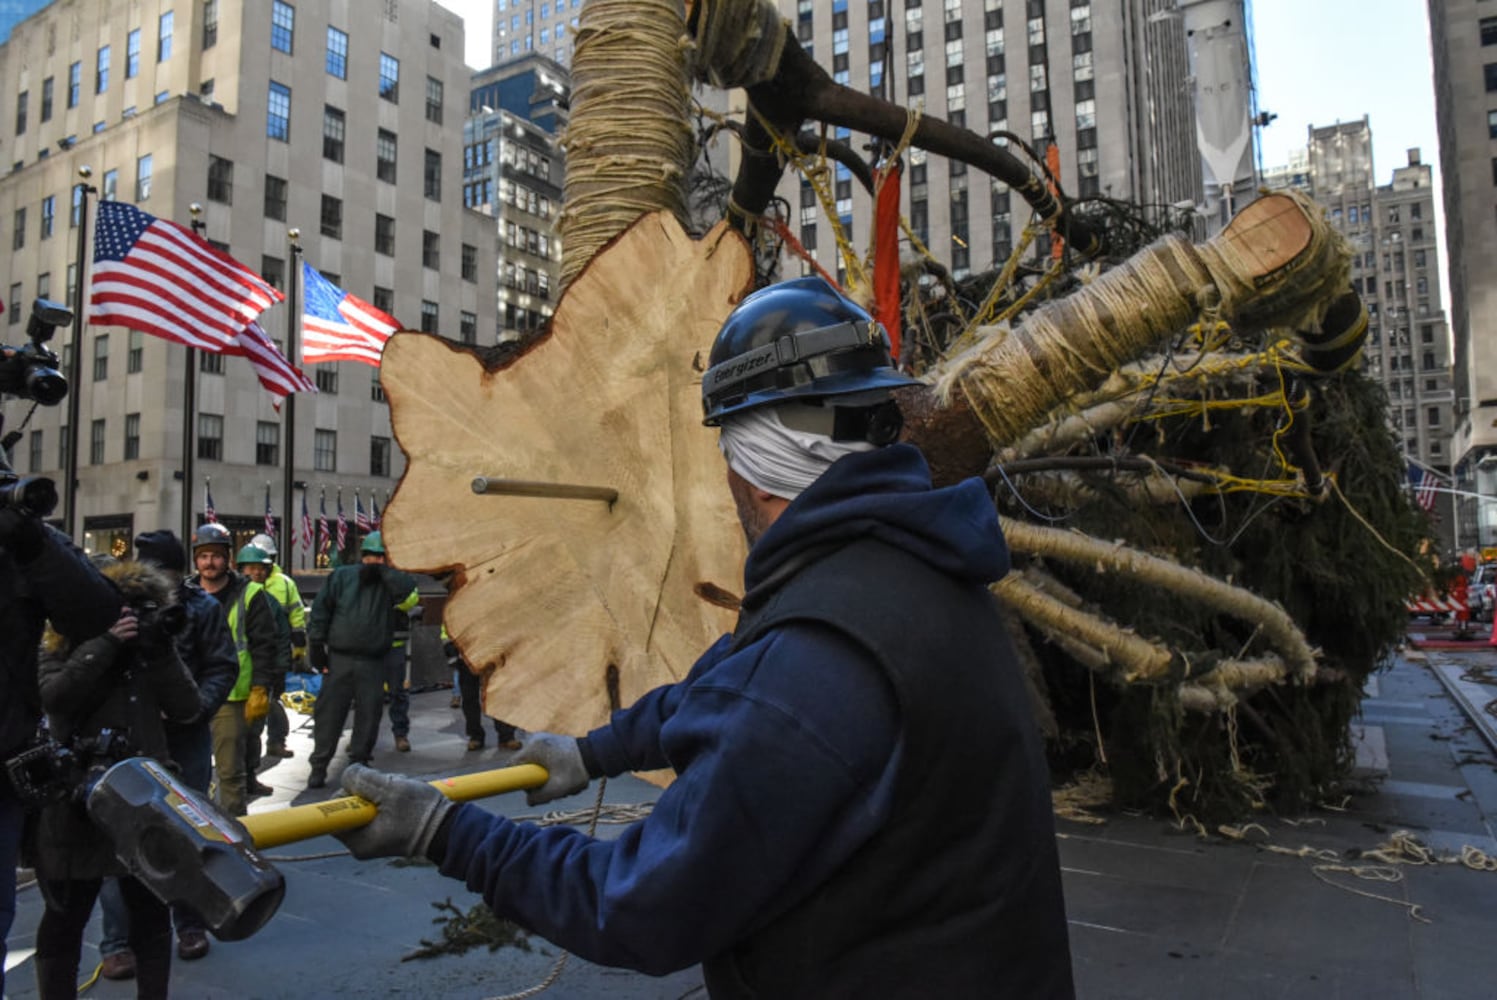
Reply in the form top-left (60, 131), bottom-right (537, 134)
top-left (87, 758), bottom-right (286, 941)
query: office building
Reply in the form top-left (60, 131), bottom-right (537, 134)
top-left (466, 55), bottom-right (567, 341)
top-left (1294, 119), bottom-right (1455, 546)
top-left (1428, 0), bottom-right (1497, 549)
top-left (776, 0), bottom-right (1211, 284)
top-left (0, 0), bottom-right (497, 558)
top-left (492, 0), bottom-right (583, 66)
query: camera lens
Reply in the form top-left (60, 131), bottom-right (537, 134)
top-left (25, 366), bottom-right (67, 406)
top-left (0, 475), bottom-right (58, 517)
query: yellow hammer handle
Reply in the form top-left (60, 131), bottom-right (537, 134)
top-left (241, 764), bottom-right (550, 850)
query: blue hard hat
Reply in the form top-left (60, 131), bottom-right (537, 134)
top-left (700, 277), bottom-right (919, 426)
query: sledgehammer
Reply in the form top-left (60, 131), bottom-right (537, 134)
top-left (89, 758), bottom-right (547, 943)
top-left (240, 763), bottom-right (549, 849)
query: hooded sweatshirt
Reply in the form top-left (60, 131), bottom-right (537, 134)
top-left (437, 444), bottom-right (1070, 992)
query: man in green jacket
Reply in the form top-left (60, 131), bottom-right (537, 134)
top-left (305, 531), bottom-right (419, 789)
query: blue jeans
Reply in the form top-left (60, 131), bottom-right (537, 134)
top-left (0, 787), bottom-right (25, 997)
top-left (101, 725), bottom-right (214, 953)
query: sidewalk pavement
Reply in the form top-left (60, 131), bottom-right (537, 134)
top-left (6, 649), bottom-right (1496, 998)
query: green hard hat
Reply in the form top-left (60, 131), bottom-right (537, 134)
top-left (360, 531), bottom-right (385, 555)
top-left (236, 544), bottom-right (273, 566)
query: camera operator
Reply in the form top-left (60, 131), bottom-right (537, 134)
top-left (28, 556), bottom-right (201, 999)
top-left (0, 508), bottom-right (120, 997)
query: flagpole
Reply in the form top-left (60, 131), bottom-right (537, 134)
top-left (179, 203), bottom-right (205, 542)
top-left (281, 228), bottom-right (301, 561)
top-left (64, 166), bottom-right (96, 540)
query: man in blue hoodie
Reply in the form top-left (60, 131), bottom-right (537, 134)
top-left (333, 277), bottom-right (1075, 998)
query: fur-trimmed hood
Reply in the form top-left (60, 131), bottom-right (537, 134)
top-left (40, 559), bottom-right (174, 655)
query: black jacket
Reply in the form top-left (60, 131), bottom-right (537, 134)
top-left (30, 559), bottom-right (200, 881)
top-left (166, 580), bottom-right (240, 725)
top-left (0, 525), bottom-right (120, 762)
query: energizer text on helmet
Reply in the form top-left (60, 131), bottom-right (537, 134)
top-left (718, 406), bottom-right (874, 501)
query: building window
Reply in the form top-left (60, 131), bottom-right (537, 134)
top-left (261, 255), bottom-right (284, 290)
top-left (420, 300), bottom-right (439, 334)
top-left (370, 369), bottom-right (385, 404)
top-left (127, 330), bottom-right (143, 372)
top-left (376, 130), bottom-right (399, 183)
top-left (198, 413), bottom-right (223, 461)
top-left (96, 45), bottom-right (111, 94)
top-left (1486, 63), bottom-right (1497, 92)
top-left (40, 78), bottom-right (52, 122)
top-left (372, 214), bottom-right (395, 256)
top-left (370, 436), bottom-right (392, 477)
top-left (424, 149), bottom-right (442, 200)
top-left (422, 230), bottom-right (440, 269)
top-left (102, 168), bottom-right (118, 201)
top-left (425, 76), bottom-right (444, 124)
top-left (29, 430), bottom-right (43, 473)
top-left (315, 366), bottom-right (338, 393)
top-left (208, 156), bottom-right (233, 204)
top-left (322, 105), bottom-right (346, 163)
top-left (127, 28), bottom-right (141, 78)
top-left (272, 1), bottom-right (295, 53)
top-left (133, 153), bottom-right (153, 201)
top-left (255, 421), bottom-right (280, 466)
top-left (158, 11), bottom-right (174, 61)
top-left (462, 243), bottom-right (477, 281)
top-left (372, 286), bottom-right (394, 314)
top-left (14, 91), bottom-right (26, 134)
top-left (124, 413), bottom-right (141, 461)
top-left (93, 334), bottom-right (109, 381)
top-left (460, 311), bottom-right (477, 344)
top-left (40, 196), bottom-right (54, 240)
top-left (326, 26), bottom-right (348, 78)
top-left (314, 429), bottom-right (337, 472)
top-left (264, 175), bottom-right (287, 221)
top-left (267, 81), bottom-right (291, 140)
top-left (203, 0), bottom-right (219, 47)
top-left (320, 195), bottom-right (343, 239)
top-left (10, 209), bottom-right (23, 251)
top-left (200, 352), bottom-right (224, 374)
top-left (7, 282), bottom-right (19, 320)
top-left (90, 419), bottom-right (106, 465)
top-left (68, 61), bottom-right (81, 107)
top-left (69, 184), bottom-right (84, 227)
top-left (379, 53), bottom-right (400, 102)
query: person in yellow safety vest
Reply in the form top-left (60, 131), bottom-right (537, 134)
top-left (249, 533), bottom-right (306, 758)
top-left (384, 601), bottom-right (423, 753)
top-left (236, 546), bottom-right (295, 799)
top-left (187, 524), bottom-right (282, 821)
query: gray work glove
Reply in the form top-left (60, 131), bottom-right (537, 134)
top-left (334, 764), bottom-right (455, 860)
top-left (495, 731), bottom-right (590, 806)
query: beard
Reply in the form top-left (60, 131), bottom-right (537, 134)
top-left (728, 468), bottom-right (773, 546)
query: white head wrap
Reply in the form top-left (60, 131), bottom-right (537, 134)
top-left (718, 406), bottom-right (874, 500)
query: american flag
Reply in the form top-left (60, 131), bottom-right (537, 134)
top-left (89, 201), bottom-right (283, 351)
top-left (264, 484), bottom-right (276, 539)
top-left (301, 263), bottom-right (402, 367)
top-left (354, 489), bottom-right (371, 532)
top-left (369, 494), bottom-right (382, 530)
top-left (317, 491), bottom-right (330, 559)
top-left (335, 489), bottom-right (348, 552)
top-left (204, 480), bottom-right (217, 523)
top-left (233, 321), bottom-right (316, 408)
top-left (299, 490), bottom-right (313, 552)
top-left (1407, 463), bottom-right (1440, 512)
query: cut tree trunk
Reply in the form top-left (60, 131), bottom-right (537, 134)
top-left (381, 214), bottom-right (754, 741)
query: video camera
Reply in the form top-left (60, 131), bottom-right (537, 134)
top-left (0, 298), bottom-right (71, 518)
top-left (4, 728), bottom-right (133, 807)
top-left (131, 599), bottom-right (189, 645)
top-left (0, 298), bottom-right (70, 407)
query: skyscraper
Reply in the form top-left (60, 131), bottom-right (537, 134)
top-left (1428, 0), bottom-right (1497, 548)
top-left (492, 0), bottom-right (582, 66)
